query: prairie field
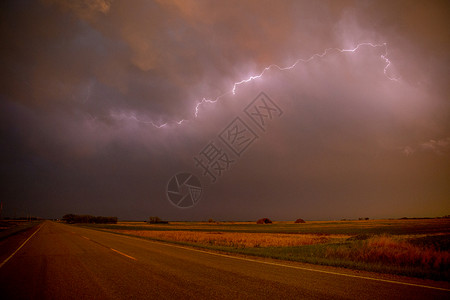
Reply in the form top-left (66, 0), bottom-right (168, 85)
top-left (109, 230), bottom-right (350, 247)
top-left (0, 220), bottom-right (42, 241)
top-left (83, 218), bottom-right (450, 281)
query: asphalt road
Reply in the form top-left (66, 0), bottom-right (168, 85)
top-left (0, 221), bottom-right (448, 299)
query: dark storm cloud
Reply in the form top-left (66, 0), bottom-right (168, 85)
top-left (1, 0), bottom-right (449, 220)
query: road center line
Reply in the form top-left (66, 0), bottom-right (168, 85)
top-left (110, 248), bottom-right (137, 260)
top-left (0, 223), bottom-right (43, 269)
top-left (69, 228), bottom-right (137, 261)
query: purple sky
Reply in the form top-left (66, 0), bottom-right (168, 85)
top-left (1, 0), bottom-right (449, 220)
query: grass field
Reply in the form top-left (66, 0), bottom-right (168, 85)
top-left (81, 218), bottom-right (450, 281)
top-left (0, 220), bottom-right (42, 241)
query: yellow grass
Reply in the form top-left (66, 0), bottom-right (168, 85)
top-left (112, 230), bottom-right (350, 248)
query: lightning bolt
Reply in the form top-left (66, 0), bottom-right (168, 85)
top-left (110, 111), bottom-right (169, 128)
top-left (116, 42), bottom-right (398, 128)
top-left (230, 42), bottom-right (398, 95)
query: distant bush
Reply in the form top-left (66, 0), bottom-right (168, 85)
top-left (295, 218), bottom-right (306, 223)
top-left (62, 214), bottom-right (117, 224)
top-left (208, 218), bottom-right (215, 223)
top-left (256, 218), bottom-right (272, 224)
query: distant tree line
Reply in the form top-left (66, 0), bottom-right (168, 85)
top-left (148, 216), bottom-right (168, 224)
top-left (255, 218), bottom-right (307, 224)
top-left (62, 214), bottom-right (117, 224)
top-left (1, 216), bottom-right (42, 221)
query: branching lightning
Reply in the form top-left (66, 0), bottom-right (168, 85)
top-left (119, 42), bottom-right (398, 128)
top-left (110, 111), bottom-right (169, 128)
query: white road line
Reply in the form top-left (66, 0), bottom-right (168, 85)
top-left (103, 231), bottom-right (449, 292)
top-left (0, 223), bottom-right (43, 269)
top-left (81, 236), bottom-right (90, 240)
top-left (110, 248), bottom-right (137, 260)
